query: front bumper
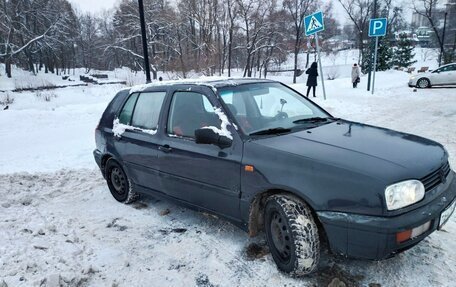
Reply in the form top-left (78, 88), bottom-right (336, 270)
top-left (317, 172), bottom-right (456, 260)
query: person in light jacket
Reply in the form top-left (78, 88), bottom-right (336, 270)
top-left (351, 63), bottom-right (361, 88)
top-left (306, 62), bottom-right (318, 98)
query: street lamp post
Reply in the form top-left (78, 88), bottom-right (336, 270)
top-left (138, 0), bottom-right (151, 83)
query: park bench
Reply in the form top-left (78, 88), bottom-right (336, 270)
top-left (417, 67), bottom-right (429, 73)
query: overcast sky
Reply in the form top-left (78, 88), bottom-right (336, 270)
top-left (69, 0), bottom-right (119, 13)
top-left (68, 0), bottom-right (412, 25)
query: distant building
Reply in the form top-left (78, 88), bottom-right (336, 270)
top-left (391, 31), bottom-right (420, 46)
top-left (412, 4), bottom-right (443, 47)
top-left (325, 35), bottom-right (356, 51)
top-left (444, 0), bottom-right (456, 52)
top-left (415, 26), bottom-right (436, 47)
top-left (411, 0), bottom-right (456, 49)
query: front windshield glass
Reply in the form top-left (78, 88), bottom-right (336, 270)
top-left (218, 83), bottom-right (330, 135)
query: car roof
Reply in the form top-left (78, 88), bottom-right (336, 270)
top-left (439, 63), bottom-right (456, 68)
top-left (128, 78), bottom-right (277, 94)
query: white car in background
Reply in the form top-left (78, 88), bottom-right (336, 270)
top-left (409, 63), bottom-right (456, 88)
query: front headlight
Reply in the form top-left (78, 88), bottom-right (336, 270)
top-left (385, 180), bottom-right (425, 211)
top-left (410, 76), bottom-right (416, 80)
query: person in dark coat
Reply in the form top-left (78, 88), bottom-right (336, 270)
top-left (306, 62), bottom-right (318, 98)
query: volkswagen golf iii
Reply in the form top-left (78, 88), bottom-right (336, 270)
top-left (94, 79), bottom-right (456, 275)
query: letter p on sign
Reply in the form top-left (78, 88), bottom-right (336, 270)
top-left (369, 18), bottom-right (387, 37)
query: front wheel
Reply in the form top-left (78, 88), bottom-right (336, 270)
top-left (264, 194), bottom-right (320, 276)
top-left (417, 78), bottom-right (430, 88)
top-left (105, 159), bottom-right (138, 204)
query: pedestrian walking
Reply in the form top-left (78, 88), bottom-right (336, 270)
top-left (352, 63), bottom-right (361, 88)
top-left (306, 62), bottom-right (318, 98)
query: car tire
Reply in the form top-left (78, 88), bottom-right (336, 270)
top-left (105, 159), bottom-right (139, 204)
top-left (264, 194), bottom-right (320, 276)
top-left (417, 78), bottom-right (430, 88)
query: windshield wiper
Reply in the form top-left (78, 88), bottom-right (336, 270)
top-left (293, 117), bottom-right (334, 124)
top-left (249, 127), bottom-right (292, 136)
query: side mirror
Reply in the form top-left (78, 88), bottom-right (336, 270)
top-left (195, 128), bottom-right (232, 149)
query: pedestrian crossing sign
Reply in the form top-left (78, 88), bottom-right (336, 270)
top-left (304, 11), bottom-right (325, 36)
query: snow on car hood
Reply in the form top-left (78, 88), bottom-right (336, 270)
top-left (255, 120), bottom-right (446, 181)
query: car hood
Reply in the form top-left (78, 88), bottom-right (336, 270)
top-left (254, 120), bottom-right (447, 181)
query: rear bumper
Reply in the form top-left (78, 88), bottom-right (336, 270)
top-left (317, 172), bottom-right (456, 260)
top-left (93, 149), bottom-right (103, 169)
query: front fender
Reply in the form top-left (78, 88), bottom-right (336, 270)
top-left (240, 141), bottom-right (386, 224)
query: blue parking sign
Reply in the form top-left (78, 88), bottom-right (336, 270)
top-left (369, 18), bottom-right (387, 37)
top-left (304, 11), bottom-right (325, 36)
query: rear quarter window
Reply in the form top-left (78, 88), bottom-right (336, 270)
top-left (119, 93), bottom-right (139, 125)
top-left (99, 89), bottom-right (130, 128)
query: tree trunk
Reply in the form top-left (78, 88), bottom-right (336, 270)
top-left (293, 28), bottom-right (301, 84)
top-left (293, 46), bottom-right (299, 84)
top-left (358, 31), bottom-right (364, 64)
top-left (5, 57), bottom-right (12, 78)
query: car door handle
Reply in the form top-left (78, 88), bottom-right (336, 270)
top-left (158, 145), bottom-right (173, 153)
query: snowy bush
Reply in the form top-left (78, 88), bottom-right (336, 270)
top-left (35, 91), bottom-right (58, 102)
top-left (0, 92), bottom-right (14, 106)
top-left (326, 67), bottom-right (340, 80)
top-left (326, 51), bottom-right (340, 80)
top-left (14, 78), bottom-right (56, 91)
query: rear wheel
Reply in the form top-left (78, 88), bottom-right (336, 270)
top-left (264, 194), bottom-right (320, 276)
top-left (417, 78), bottom-right (430, 88)
top-left (105, 159), bottom-right (138, 203)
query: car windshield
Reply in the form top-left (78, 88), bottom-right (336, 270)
top-left (218, 82), bottom-right (331, 135)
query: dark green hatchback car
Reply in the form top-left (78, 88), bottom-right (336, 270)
top-left (94, 79), bottom-right (456, 275)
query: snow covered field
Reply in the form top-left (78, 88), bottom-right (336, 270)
top-left (1, 69), bottom-right (456, 286)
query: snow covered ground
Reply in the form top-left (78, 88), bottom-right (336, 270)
top-left (1, 68), bottom-right (456, 286)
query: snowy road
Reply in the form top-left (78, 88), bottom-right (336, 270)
top-left (1, 71), bottom-right (456, 286)
top-left (1, 168), bottom-right (455, 287)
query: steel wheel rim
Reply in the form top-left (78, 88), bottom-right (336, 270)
top-left (110, 167), bottom-right (126, 195)
top-left (270, 211), bottom-right (291, 263)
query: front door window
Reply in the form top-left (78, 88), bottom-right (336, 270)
top-left (167, 91), bottom-right (221, 138)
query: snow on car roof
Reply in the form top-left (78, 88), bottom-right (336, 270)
top-left (129, 77), bottom-right (275, 94)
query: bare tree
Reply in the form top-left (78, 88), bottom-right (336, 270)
top-left (338, 0), bottom-right (374, 63)
top-left (412, 0), bottom-right (445, 64)
top-left (283, 0), bottom-right (313, 83)
top-left (0, 0), bottom-right (76, 77)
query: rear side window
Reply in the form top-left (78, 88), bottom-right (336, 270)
top-left (119, 93), bottom-right (139, 125)
top-left (131, 92), bottom-right (166, 130)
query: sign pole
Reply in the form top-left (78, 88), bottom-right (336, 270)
top-left (368, 17), bottom-right (387, 95)
top-left (304, 11), bottom-right (326, 100)
top-left (371, 37), bottom-right (379, 95)
top-left (315, 33), bottom-right (327, 100)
